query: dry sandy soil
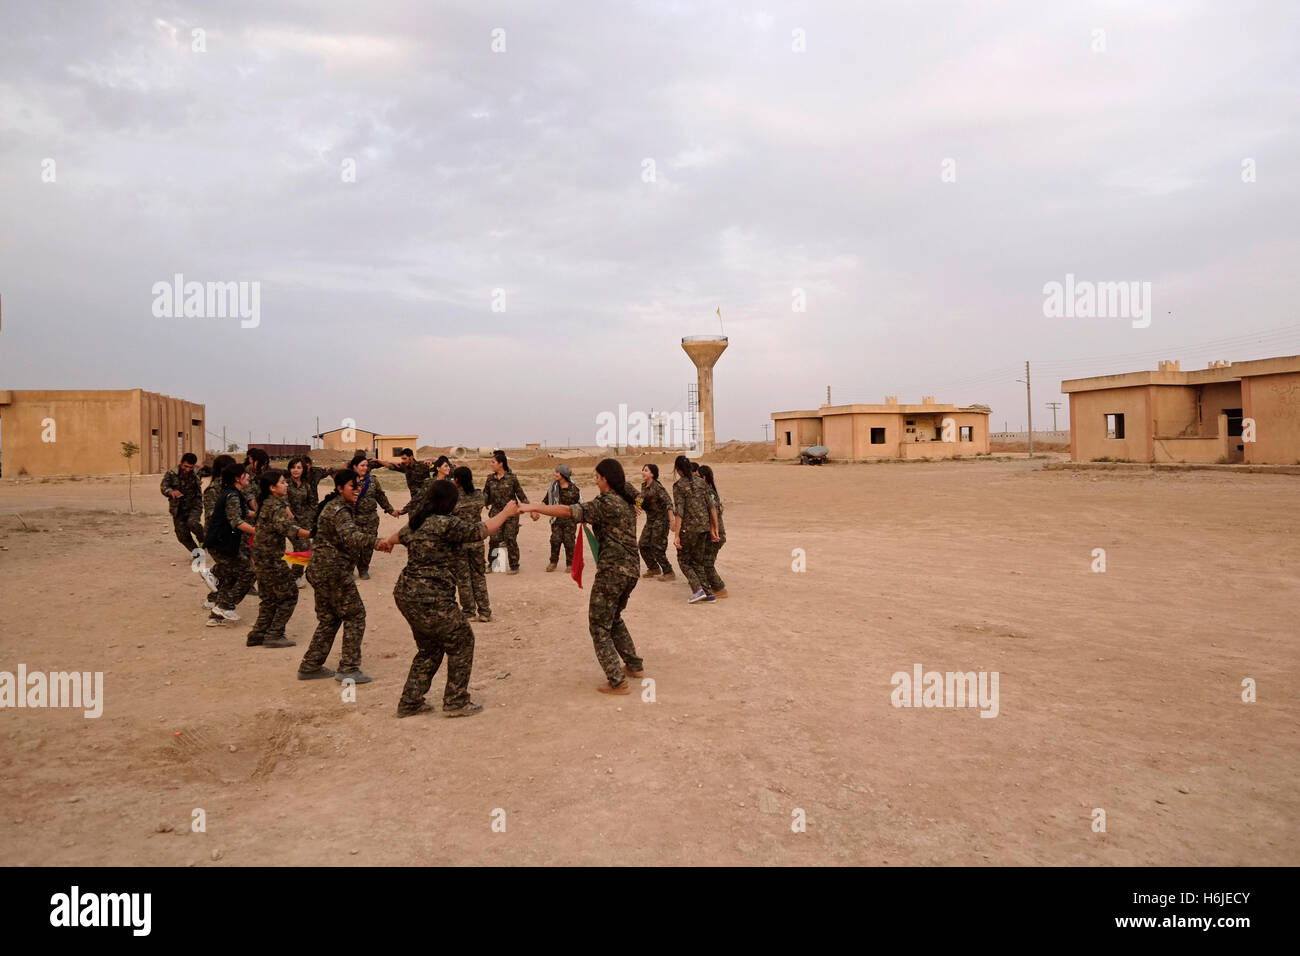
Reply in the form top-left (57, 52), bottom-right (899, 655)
top-left (0, 457), bottom-right (1296, 866)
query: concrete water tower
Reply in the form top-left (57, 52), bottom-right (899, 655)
top-left (681, 335), bottom-right (728, 453)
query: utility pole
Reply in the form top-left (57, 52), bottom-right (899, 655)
top-left (761, 423), bottom-right (770, 441)
top-left (826, 385), bottom-right (832, 406)
top-left (1016, 362), bottom-right (1033, 457)
top-left (315, 416), bottom-right (320, 450)
top-left (1046, 401), bottom-right (1063, 431)
top-left (222, 426), bottom-right (226, 452)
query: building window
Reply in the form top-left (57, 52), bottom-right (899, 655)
top-left (870, 428), bottom-right (886, 444)
top-left (785, 431), bottom-right (792, 446)
top-left (1224, 408), bottom-right (1244, 437)
top-left (960, 426), bottom-right (973, 442)
top-left (1106, 413), bottom-right (1125, 439)
top-left (392, 447), bottom-right (402, 457)
top-left (191, 419), bottom-right (202, 426)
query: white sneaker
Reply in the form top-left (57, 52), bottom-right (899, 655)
top-left (216, 607), bottom-right (240, 621)
top-left (202, 596), bottom-right (216, 610)
top-left (296, 577), bottom-right (305, 589)
top-left (205, 614), bottom-right (225, 628)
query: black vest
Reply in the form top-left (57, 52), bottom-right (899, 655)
top-left (204, 487), bottom-right (248, 557)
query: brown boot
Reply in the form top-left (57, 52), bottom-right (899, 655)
top-left (597, 681), bottom-right (631, 695)
top-left (660, 570), bottom-right (676, 582)
top-left (642, 569), bottom-right (660, 579)
top-left (713, 589), bottom-right (728, 598)
top-left (623, 665), bottom-right (645, 679)
top-left (546, 561), bottom-right (557, 572)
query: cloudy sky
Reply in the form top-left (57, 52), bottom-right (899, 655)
top-left (2, 0), bottom-right (1298, 448)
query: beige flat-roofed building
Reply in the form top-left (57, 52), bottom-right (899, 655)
top-left (0, 388), bottom-right (205, 476)
top-left (771, 397), bottom-right (991, 460)
top-left (315, 427), bottom-right (419, 459)
top-left (1061, 354), bottom-right (1300, 464)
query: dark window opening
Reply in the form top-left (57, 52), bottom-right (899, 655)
top-left (785, 431), bottom-right (792, 446)
top-left (1106, 413), bottom-right (1125, 439)
top-left (1225, 408), bottom-right (1244, 437)
top-left (870, 428), bottom-right (886, 444)
top-left (905, 419), bottom-right (915, 426)
top-left (191, 419), bottom-right (202, 426)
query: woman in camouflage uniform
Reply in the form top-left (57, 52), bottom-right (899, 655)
top-left (199, 454), bottom-right (235, 609)
top-left (521, 459), bottom-right (646, 695)
top-left (451, 467), bottom-right (492, 622)
top-left (544, 465), bottom-right (581, 573)
top-left (383, 482), bottom-right (519, 718)
top-left (285, 456), bottom-right (317, 587)
top-left (483, 450), bottom-right (531, 573)
top-left (349, 453), bottom-right (399, 580)
top-left (297, 469), bottom-right (389, 683)
top-left (247, 469), bottom-right (312, 648)
top-left (204, 462), bottom-right (257, 627)
top-left (671, 455), bottom-right (719, 604)
top-left (637, 463), bottom-right (674, 579)
top-left (697, 465), bottom-right (728, 599)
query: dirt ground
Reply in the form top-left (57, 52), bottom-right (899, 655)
top-left (0, 457), bottom-right (1296, 866)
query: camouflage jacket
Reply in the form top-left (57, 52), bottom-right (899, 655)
top-left (640, 479), bottom-right (670, 519)
top-left (706, 487), bottom-right (726, 540)
top-left (452, 489), bottom-right (487, 550)
top-left (286, 476), bottom-right (317, 529)
top-left (673, 474), bottom-right (713, 534)
top-left (388, 461), bottom-right (432, 497)
top-left (546, 480), bottom-right (581, 525)
top-left (354, 473), bottom-right (394, 521)
top-left (571, 491), bottom-right (639, 580)
top-left (252, 495), bottom-right (304, 562)
top-left (160, 467), bottom-right (201, 514)
top-left (484, 472), bottom-right (529, 516)
top-left (395, 514), bottom-right (489, 596)
top-left (309, 495), bottom-right (377, 583)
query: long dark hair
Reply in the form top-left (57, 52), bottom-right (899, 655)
top-left (698, 465), bottom-right (720, 501)
top-left (410, 479), bottom-right (459, 531)
top-left (256, 468), bottom-right (285, 508)
top-left (596, 459), bottom-right (636, 505)
top-left (644, 462), bottom-right (659, 481)
top-left (313, 469), bottom-right (358, 536)
top-left (286, 456), bottom-right (307, 482)
top-left (674, 454), bottom-right (692, 478)
top-left (453, 466), bottom-right (476, 495)
top-left (220, 462), bottom-right (246, 487)
top-left (433, 454), bottom-right (451, 475)
top-left (493, 449), bottom-right (511, 473)
top-left (245, 448), bottom-right (269, 473)
top-left (209, 454), bottom-right (235, 488)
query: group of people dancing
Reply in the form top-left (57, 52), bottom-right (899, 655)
top-left (159, 446), bottom-right (728, 717)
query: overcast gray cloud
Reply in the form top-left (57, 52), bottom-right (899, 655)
top-left (2, 0), bottom-right (1298, 447)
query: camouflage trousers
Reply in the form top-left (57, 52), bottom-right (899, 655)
top-left (707, 535), bottom-right (728, 595)
top-left (298, 569), bottom-right (367, 673)
top-left (211, 546), bottom-right (255, 611)
top-left (676, 530), bottom-right (711, 592)
top-left (638, 515), bottom-right (672, 573)
top-left (589, 570), bottom-right (643, 687)
top-left (355, 514), bottom-right (379, 574)
top-left (455, 543), bottom-right (491, 616)
top-left (488, 514), bottom-right (520, 570)
top-left (172, 505), bottom-right (205, 552)
top-left (549, 518), bottom-right (576, 566)
top-left (248, 556), bottom-right (299, 644)
top-left (394, 582), bottom-right (475, 713)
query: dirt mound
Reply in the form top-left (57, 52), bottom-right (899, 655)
top-left (701, 441), bottom-right (774, 463)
